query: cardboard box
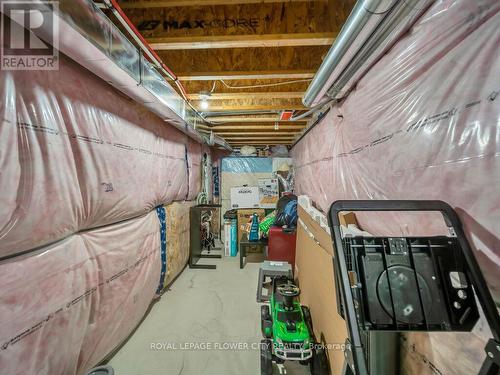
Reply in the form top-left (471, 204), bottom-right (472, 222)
top-left (339, 211), bottom-right (358, 227)
top-left (295, 205), bottom-right (348, 375)
top-left (230, 186), bottom-right (260, 209)
top-left (237, 208), bottom-right (265, 243)
top-left (258, 178), bottom-right (279, 208)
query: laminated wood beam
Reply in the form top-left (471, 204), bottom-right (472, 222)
top-left (229, 141), bottom-right (292, 144)
top-left (119, 0), bottom-right (324, 8)
top-left (149, 33), bottom-right (335, 50)
top-left (223, 134), bottom-right (295, 141)
top-left (207, 125), bottom-right (306, 130)
top-left (203, 116), bottom-right (310, 122)
top-left (177, 70), bottom-right (316, 81)
top-left (197, 105), bottom-right (307, 111)
top-left (188, 92), bottom-right (305, 100)
top-left (215, 131), bottom-right (298, 136)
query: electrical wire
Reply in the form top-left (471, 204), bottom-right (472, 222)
top-left (219, 79), bottom-right (312, 90)
top-left (209, 81), bottom-right (217, 93)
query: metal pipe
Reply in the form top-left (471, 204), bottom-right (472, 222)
top-left (304, 0), bottom-right (433, 106)
top-left (296, 0), bottom-right (433, 149)
top-left (303, 0), bottom-right (384, 107)
top-left (327, 0), bottom-right (433, 99)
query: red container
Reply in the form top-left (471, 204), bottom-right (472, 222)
top-left (267, 226), bottom-right (297, 271)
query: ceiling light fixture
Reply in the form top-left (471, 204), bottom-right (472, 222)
top-left (199, 91), bottom-right (211, 110)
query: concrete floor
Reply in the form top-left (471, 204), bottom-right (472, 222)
top-left (109, 255), bottom-right (309, 375)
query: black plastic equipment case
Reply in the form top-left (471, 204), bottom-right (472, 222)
top-left (328, 200), bottom-right (500, 375)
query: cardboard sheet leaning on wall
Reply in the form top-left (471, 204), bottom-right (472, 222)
top-left (0, 211), bottom-right (161, 375)
top-left (0, 52), bottom-right (202, 259)
top-left (292, 1), bottom-right (500, 374)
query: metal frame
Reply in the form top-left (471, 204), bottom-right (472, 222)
top-left (189, 204), bottom-right (222, 270)
top-left (327, 200), bottom-right (500, 375)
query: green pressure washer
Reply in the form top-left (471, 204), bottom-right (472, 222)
top-left (260, 276), bottom-right (329, 375)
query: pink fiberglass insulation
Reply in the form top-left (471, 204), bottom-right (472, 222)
top-left (292, 0), bottom-right (500, 301)
top-left (0, 211), bottom-right (160, 375)
top-left (186, 137), bottom-right (203, 201)
top-left (0, 52), bottom-right (198, 258)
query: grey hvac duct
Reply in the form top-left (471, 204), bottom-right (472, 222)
top-left (303, 0), bottom-right (434, 107)
top-left (9, 0), bottom-right (233, 151)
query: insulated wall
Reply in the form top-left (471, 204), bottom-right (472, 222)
top-left (292, 0), bottom-right (499, 373)
top-left (0, 211), bottom-right (161, 375)
top-left (0, 50), bottom-right (204, 374)
top-left (0, 52), bottom-right (200, 259)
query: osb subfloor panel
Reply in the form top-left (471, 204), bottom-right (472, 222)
top-left (109, 256), bottom-right (310, 375)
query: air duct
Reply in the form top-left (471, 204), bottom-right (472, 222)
top-left (7, 0), bottom-right (232, 151)
top-left (303, 0), bottom-right (434, 107)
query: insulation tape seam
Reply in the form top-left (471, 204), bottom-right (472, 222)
top-left (0, 211), bottom-right (152, 263)
top-left (294, 91), bottom-right (498, 169)
top-left (184, 144), bottom-right (190, 200)
top-left (0, 247), bottom-right (157, 351)
top-left (10, 119), bottom-right (186, 161)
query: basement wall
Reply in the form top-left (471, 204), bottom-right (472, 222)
top-left (291, 1), bottom-right (499, 374)
top-left (0, 51), bottom-right (204, 373)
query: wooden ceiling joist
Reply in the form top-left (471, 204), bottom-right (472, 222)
top-left (198, 105), bottom-right (307, 112)
top-left (149, 32), bottom-right (335, 50)
top-left (222, 133), bottom-right (297, 137)
top-left (203, 116), bottom-right (310, 122)
top-left (215, 132), bottom-right (299, 138)
top-left (177, 70), bottom-right (316, 81)
top-left (230, 141), bottom-right (292, 145)
top-left (188, 92), bottom-right (305, 100)
top-left (119, 0), bottom-right (324, 9)
top-left (208, 125), bottom-right (305, 130)
top-left (226, 138), bottom-right (294, 144)
top-left (182, 80), bottom-right (311, 94)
